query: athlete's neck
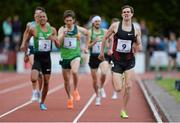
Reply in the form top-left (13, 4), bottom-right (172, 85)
top-left (122, 19), bottom-right (131, 26)
top-left (122, 20), bottom-right (132, 31)
top-left (66, 24), bottom-right (75, 31)
top-left (40, 24), bottom-right (48, 32)
top-left (93, 26), bottom-right (100, 32)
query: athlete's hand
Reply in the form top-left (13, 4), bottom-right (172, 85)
top-left (20, 44), bottom-right (27, 52)
top-left (107, 49), bottom-right (113, 56)
top-left (83, 48), bottom-right (89, 54)
top-left (24, 54), bottom-right (29, 63)
top-left (98, 53), bottom-right (105, 61)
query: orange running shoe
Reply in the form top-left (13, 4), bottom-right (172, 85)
top-left (67, 98), bottom-right (73, 109)
top-left (73, 89), bottom-right (80, 101)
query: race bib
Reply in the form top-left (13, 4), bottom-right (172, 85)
top-left (38, 40), bottom-right (51, 51)
top-left (116, 39), bottom-right (132, 53)
top-left (64, 37), bottom-right (77, 49)
top-left (92, 41), bottom-right (102, 53)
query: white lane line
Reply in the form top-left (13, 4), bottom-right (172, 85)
top-left (0, 83), bottom-right (64, 119)
top-left (73, 93), bottom-right (96, 123)
top-left (0, 82), bottom-right (30, 94)
top-left (136, 76), bottom-right (162, 122)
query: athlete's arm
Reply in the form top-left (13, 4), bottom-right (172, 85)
top-left (133, 27), bottom-right (142, 53)
top-left (20, 22), bottom-right (31, 52)
top-left (87, 30), bottom-right (99, 48)
top-left (57, 26), bottom-right (67, 47)
top-left (48, 27), bottom-right (60, 48)
top-left (77, 26), bottom-right (90, 53)
top-left (98, 23), bottom-right (116, 60)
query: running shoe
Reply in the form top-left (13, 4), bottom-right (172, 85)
top-left (67, 97), bottom-right (73, 109)
top-left (111, 91), bottom-right (118, 100)
top-left (31, 90), bottom-right (38, 102)
top-left (40, 103), bottom-right (47, 110)
top-left (120, 110), bottom-right (128, 118)
top-left (37, 91), bottom-right (42, 103)
top-left (100, 88), bottom-right (106, 98)
top-left (95, 96), bottom-right (101, 106)
top-left (73, 89), bottom-right (80, 101)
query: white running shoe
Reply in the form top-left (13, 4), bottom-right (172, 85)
top-left (37, 91), bottom-right (42, 103)
top-left (31, 90), bottom-right (38, 102)
top-left (95, 96), bottom-right (101, 106)
top-left (100, 88), bottom-right (106, 98)
top-left (111, 91), bottom-right (118, 100)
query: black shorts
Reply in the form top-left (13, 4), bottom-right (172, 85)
top-left (111, 56), bottom-right (135, 74)
top-left (168, 53), bottom-right (177, 59)
top-left (28, 46), bottom-right (34, 55)
top-left (89, 54), bottom-right (109, 69)
top-left (32, 52), bottom-right (51, 74)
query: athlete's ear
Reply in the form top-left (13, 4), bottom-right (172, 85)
top-left (73, 18), bottom-right (76, 24)
top-left (45, 13), bottom-right (48, 21)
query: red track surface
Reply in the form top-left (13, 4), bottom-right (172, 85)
top-left (0, 72), bottom-right (155, 122)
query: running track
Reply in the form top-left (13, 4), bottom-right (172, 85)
top-left (0, 72), bottom-right (155, 122)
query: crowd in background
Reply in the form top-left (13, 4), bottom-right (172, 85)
top-left (1, 15), bottom-right (180, 71)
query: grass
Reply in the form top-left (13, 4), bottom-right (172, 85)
top-left (156, 78), bottom-right (180, 103)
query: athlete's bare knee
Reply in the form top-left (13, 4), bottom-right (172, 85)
top-left (125, 85), bottom-right (131, 93)
top-left (115, 88), bottom-right (121, 92)
top-left (72, 70), bottom-right (78, 75)
top-left (31, 78), bottom-right (37, 83)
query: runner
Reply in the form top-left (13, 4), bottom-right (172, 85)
top-left (99, 5), bottom-right (142, 118)
top-left (57, 10), bottom-right (89, 109)
top-left (88, 15), bottom-right (110, 106)
top-left (20, 7), bottom-right (45, 102)
top-left (108, 18), bottom-right (120, 100)
top-left (20, 11), bottom-right (59, 110)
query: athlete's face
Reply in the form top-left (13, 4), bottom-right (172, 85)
top-left (121, 8), bottom-right (133, 21)
top-left (93, 20), bottom-right (101, 29)
top-left (34, 10), bottom-right (42, 23)
top-left (38, 12), bottom-right (47, 25)
top-left (64, 16), bottom-right (75, 28)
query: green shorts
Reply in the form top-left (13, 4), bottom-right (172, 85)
top-left (60, 56), bottom-right (81, 69)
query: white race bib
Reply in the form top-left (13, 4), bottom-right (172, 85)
top-left (92, 41), bottom-right (102, 53)
top-left (38, 40), bottom-right (51, 51)
top-left (116, 39), bottom-right (132, 53)
top-left (64, 37), bottom-right (77, 49)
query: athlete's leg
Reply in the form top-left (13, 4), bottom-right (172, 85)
top-left (62, 69), bottom-right (71, 98)
top-left (112, 72), bottom-right (124, 92)
top-left (90, 69), bottom-right (99, 96)
top-left (99, 60), bottom-right (109, 88)
top-left (122, 69), bottom-right (134, 112)
top-left (40, 74), bottom-right (50, 104)
top-left (71, 57), bottom-right (80, 90)
top-left (29, 55), bottom-right (38, 91)
top-left (38, 72), bottom-right (43, 91)
top-left (71, 57), bottom-right (81, 101)
top-left (30, 69), bottom-right (39, 101)
top-left (90, 68), bottom-right (101, 105)
top-left (62, 69), bottom-right (73, 109)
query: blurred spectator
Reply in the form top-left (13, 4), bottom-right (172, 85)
top-left (140, 20), bottom-right (148, 52)
top-left (100, 16), bottom-right (109, 29)
top-left (12, 15), bottom-right (22, 51)
top-left (176, 37), bottom-right (180, 51)
top-left (146, 36), bottom-right (156, 70)
top-left (0, 37), bottom-right (13, 53)
top-left (132, 17), bottom-right (140, 30)
top-left (111, 18), bottom-right (119, 23)
top-left (167, 32), bottom-right (177, 71)
top-left (85, 15), bottom-right (94, 29)
top-left (156, 36), bottom-right (168, 51)
top-left (2, 17), bottom-right (12, 39)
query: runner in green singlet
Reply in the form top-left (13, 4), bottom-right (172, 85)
top-left (57, 10), bottom-right (89, 109)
